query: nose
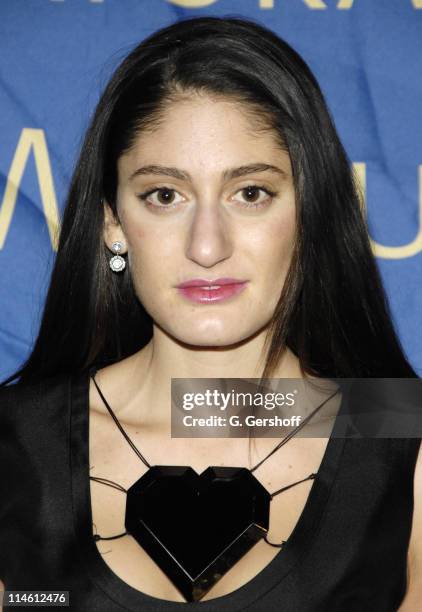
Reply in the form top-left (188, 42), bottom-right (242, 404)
top-left (184, 199), bottom-right (233, 269)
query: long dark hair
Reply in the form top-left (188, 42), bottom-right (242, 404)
top-left (2, 15), bottom-right (417, 386)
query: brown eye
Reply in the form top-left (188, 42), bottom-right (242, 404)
top-left (242, 186), bottom-right (261, 202)
top-left (233, 185), bottom-right (277, 209)
top-left (137, 186), bottom-right (184, 210)
top-left (156, 188), bottom-right (176, 205)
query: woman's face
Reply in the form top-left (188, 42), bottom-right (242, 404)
top-left (105, 94), bottom-right (296, 347)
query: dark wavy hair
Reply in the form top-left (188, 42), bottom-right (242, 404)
top-left (2, 15), bottom-right (417, 385)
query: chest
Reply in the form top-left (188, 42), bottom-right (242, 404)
top-left (88, 410), bottom-right (329, 602)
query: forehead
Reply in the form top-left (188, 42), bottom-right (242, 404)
top-left (118, 94), bottom-right (289, 177)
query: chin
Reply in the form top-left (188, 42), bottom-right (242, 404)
top-left (155, 310), bottom-right (269, 347)
top-left (170, 324), bottom-right (259, 349)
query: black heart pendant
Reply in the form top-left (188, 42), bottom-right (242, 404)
top-left (125, 465), bottom-right (271, 602)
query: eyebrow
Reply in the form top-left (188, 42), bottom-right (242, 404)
top-left (129, 163), bottom-right (288, 182)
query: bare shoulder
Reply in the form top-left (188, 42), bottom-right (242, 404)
top-left (398, 441), bottom-right (422, 610)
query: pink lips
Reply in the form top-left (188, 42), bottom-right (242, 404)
top-left (176, 278), bottom-right (249, 303)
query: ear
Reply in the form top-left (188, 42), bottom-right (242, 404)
top-left (102, 199), bottom-right (127, 253)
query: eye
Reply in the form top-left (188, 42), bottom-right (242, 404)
top-left (136, 184), bottom-right (278, 212)
top-left (137, 186), bottom-right (184, 210)
top-left (231, 185), bottom-right (277, 209)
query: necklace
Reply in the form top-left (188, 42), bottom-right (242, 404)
top-left (89, 368), bottom-right (341, 602)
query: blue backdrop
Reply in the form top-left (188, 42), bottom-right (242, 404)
top-left (0, 0), bottom-right (421, 380)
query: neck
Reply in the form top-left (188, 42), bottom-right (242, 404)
top-left (139, 324), bottom-right (301, 379)
top-left (107, 325), bottom-right (303, 429)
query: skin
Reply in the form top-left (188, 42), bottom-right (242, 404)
top-left (101, 93), bottom-right (304, 429)
top-left (111, 96), bottom-right (295, 350)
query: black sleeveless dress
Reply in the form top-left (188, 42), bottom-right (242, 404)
top-left (0, 369), bottom-right (420, 611)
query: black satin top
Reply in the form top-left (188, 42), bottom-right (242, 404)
top-left (0, 369), bottom-right (420, 611)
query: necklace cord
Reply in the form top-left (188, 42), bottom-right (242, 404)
top-left (89, 476), bottom-right (127, 493)
top-left (91, 373), bottom-right (152, 469)
top-left (264, 536), bottom-right (286, 548)
top-left (250, 388), bottom-right (340, 472)
top-left (93, 531), bottom-right (128, 542)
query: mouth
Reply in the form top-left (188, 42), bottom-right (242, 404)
top-left (175, 278), bottom-right (249, 304)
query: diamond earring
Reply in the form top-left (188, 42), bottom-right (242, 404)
top-left (109, 241), bottom-right (126, 273)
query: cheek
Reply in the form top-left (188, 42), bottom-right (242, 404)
top-left (248, 213), bottom-right (296, 274)
top-left (124, 222), bottom-right (175, 288)
top-left (255, 217), bottom-right (295, 313)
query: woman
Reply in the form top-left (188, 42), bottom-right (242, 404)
top-left (0, 15), bottom-right (421, 611)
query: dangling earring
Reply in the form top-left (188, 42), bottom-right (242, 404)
top-left (109, 241), bottom-right (126, 273)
